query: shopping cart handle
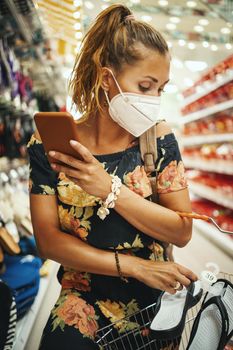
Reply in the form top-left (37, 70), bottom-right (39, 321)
top-left (175, 211), bottom-right (233, 235)
top-left (175, 211), bottom-right (210, 221)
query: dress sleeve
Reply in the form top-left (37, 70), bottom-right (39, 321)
top-left (155, 133), bottom-right (188, 194)
top-left (27, 134), bottom-right (57, 195)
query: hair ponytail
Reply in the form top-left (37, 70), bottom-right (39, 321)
top-left (69, 4), bottom-right (168, 122)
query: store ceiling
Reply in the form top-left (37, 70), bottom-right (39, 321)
top-left (35, 0), bottom-right (233, 92)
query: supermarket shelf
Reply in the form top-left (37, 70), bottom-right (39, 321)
top-left (180, 99), bottom-right (233, 124)
top-left (189, 181), bottom-right (233, 210)
top-left (14, 260), bottom-right (59, 350)
top-left (194, 220), bottom-right (233, 258)
top-left (181, 133), bottom-right (233, 146)
top-left (183, 157), bottom-right (233, 175)
top-left (182, 71), bottom-right (233, 107)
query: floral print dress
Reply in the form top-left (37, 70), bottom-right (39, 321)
top-left (27, 129), bottom-right (188, 350)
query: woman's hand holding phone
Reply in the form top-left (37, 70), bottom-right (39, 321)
top-left (49, 140), bottom-right (112, 200)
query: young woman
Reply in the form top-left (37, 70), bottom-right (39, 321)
top-left (28, 4), bottom-right (197, 349)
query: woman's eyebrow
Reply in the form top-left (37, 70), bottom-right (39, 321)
top-left (143, 76), bottom-right (170, 85)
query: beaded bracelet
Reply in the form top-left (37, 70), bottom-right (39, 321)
top-left (115, 250), bottom-right (129, 283)
top-left (97, 175), bottom-right (122, 220)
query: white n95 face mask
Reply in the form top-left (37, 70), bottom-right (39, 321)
top-left (104, 70), bottom-right (161, 137)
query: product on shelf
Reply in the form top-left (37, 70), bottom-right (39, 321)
top-left (183, 143), bottom-right (233, 162)
top-left (181, 81), bottom-right (233, 116)
top-left (182, 54), bottom-right (233, 99)
top-left (186, 170), bottom-right (233, 198)
top-left (183, 111), bottom-right (233, 135)
top-left (191, 198), bottom-right (233, 233)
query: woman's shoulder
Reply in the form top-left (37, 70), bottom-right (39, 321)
top-left (27, 130), bottom-right (42, 148)
top-left (155, 120), bottom-right (176, 145)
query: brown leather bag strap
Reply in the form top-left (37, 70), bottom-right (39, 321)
top-left (139, 124), bottom-right (158, 202)
top-left (139, 124), bottom-right (157, 173)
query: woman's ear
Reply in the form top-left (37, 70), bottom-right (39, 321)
top-left (100, 67), bottom-right (113, 91)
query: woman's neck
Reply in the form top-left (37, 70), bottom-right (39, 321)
top-left (76, 110), bottom-right (137, 155)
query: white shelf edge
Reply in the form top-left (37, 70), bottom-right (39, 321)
top-left (183, 157), bottom-right (233, 175)
top-left (180, 100), bottom-right (233, 124)
top-left (194, 220), bottom-right (233, 258)
top-left (181, 133), bottom-right (233, 146)
top-left (14, 260), bottom-right (59, 350)
top-left (189, 181), bottom-right (233, 210)
top-left (182, 72), bottom-right (233, 107)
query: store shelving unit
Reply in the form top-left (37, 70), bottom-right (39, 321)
top-left (181, 133), bottom-right (233, 147)
top-left (180, 99), bottom-right (233, 124)
top-left (193, 220), bottom-right (233, 258)
top-left (183, 157), bottom-right (233, 175)
top-left (180, 55), bottom-right (233, 256)
top-left (188, 181), bottom-right (233, 210)
top-left (14, 261), bottom-right (59, 350)
top-left (182, 70), bottom-right (233, 107)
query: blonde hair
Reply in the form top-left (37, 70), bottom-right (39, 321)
top-left (69, 4), bottom-right (168, 122)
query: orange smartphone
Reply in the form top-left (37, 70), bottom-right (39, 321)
top-left (34, 112), bottom-right (82, 165)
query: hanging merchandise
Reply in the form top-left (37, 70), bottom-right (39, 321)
top-left (0, 280), bottom-right (17, 350)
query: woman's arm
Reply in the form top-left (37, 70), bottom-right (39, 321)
top-left (30, 193), bottom-right (197, 293)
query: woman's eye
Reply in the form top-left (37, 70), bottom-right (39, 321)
top-left (139, 85), bottom-right (150, 92)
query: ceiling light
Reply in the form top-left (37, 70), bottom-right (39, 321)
top-left (185, 60), bottom-right (208, 72)
top-left (158, 0), bottom-right (168, 7)
top-left (101, 4), bottom-right (108, 9)
top-left (73, 11), bottom-right (81, 19)
top-left (225, 43), bottom-right (232, 50)
top-left (141, 15), bottom-right (152, 22)
top-left (172, 57), bottom-right (183, 69)
top-left (170, 17), bottom-right (180, 24)
top-left (221, 27), bottom-right (231, 34)
top-left (194, 25), bottom-right (204, 33)
top-left (198, 19), bottom-right (209, 26)
top-left (166, 23), bottom-right (176, 30)
top-left (187, 1), bottom-right (197, 8)
top-left (74, 22), bottom-right (81, 30)
top-left (188, 42), bottom-right (196, 50)
top-left (75, 31), bottom-right (83, 39)
top-left (130, 0), bottom-right (140, 3)
top-left (65, 54), bottom-right (75, 64)
top-left (164, 84), bottom-right (178, 93)
top-left (178, 39), bottom-right (186, 46)
top-left (75, 41), bottom-right (82, 54)
top-left (73, 0), bottom-right (82, 7)
top-left (84, 1), bottom-right (94, 9)
top-left (202, 41), bottom-right (209, 48)
top-left (184, 78), bottom-right (194, 87)
top-left (210, 44), bottom-right (218, 51)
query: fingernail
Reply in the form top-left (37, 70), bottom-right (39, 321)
top-left (70, 140), bottom-right (78, 146)
top-left (49, 151), bottom-right (56, 156)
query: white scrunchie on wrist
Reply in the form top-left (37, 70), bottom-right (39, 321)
top-left (97, 175), bottom-right (122, 220)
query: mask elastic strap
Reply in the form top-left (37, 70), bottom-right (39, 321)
top-left (106, 68), bottom-right (127, 101)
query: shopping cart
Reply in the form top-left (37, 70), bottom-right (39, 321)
top-left (95, 212), bottom-right (233, 350)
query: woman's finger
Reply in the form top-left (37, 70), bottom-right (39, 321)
top-left (49, 152), bottom-right (85, 170)
top-left (70, 140), bottom-right (95, 163)
top-left (177, 265), bottom-right (198, 282)
top-left (51, 163), bottom-right (82, 179)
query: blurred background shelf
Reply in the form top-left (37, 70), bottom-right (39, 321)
top-left (181, 99), bottom-right (233, 124)
top-left (183, 157), bottom-right (233, 175)
top-left (181, 133), bottom-right (233, 146)
top-left (182, 70), bottom-right (233, 107)
top-left (189, 181), bottom-right (233, 210)
top-left (193, 220), bottom-right (233, 258)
